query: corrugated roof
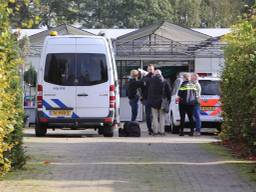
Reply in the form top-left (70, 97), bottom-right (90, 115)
top-left (16, 25), bottom-right (231, 40)
top-left (83, 29), bottom-right (137, 39)
top-left (116, 21), bottom-right (211, 44)
top-left (12, 29), bottom-right (46, 39)
top-left (192, 28), bottom-right (231, 37)
top-left (28, 24), bottom-right (95, 42)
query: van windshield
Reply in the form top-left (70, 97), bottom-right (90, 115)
top-left (44, 53), bottom-right (108, 86)
top-left (199, 80), bottom-right (220, 95)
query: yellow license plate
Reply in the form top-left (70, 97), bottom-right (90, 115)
top-left (50, 110), bottom-right (72, 116)
top-left (201, 106), bottom-right (216, 111)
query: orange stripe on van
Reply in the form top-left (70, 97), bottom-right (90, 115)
top-left (210, 107), bottom-right (221, 116)
top-left (200, 99), bottom-right (219, 107)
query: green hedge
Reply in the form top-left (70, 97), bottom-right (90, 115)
top-left (220, 10), bottom-right (256, 156)
top-left (0, 1), bottom-right (26, 175)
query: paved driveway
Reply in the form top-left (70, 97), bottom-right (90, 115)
top-left (0, 127), bottom-right (255, 192)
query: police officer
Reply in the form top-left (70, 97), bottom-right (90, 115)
top-left (176, 73), bottom-right (197, 136)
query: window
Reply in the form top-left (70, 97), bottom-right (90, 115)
top-left (199, 80), bottom-right (220, 95)
top-left (44, 54), bottom-right (75, 86)
top-left (44, 53), bottom-right (108, 86)
top-left (77, 54), bottom-right (108, 86)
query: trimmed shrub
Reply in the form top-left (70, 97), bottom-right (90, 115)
top-left (220, 8), bottom-right (256, 156)
top-left (0, 1), bottom-right (26, 175)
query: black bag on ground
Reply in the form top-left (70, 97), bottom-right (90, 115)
top-left (118, 128), bottom-right (127, 137)
top-left (119, 121), bottom-right (141, 137)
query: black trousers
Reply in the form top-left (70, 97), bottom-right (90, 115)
top-left (179, 104), bottom-right (195, 134)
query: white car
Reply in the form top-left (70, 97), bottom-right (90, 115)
top-left (35, 34), bottom-right (120, 137)
top-left (167, 75), bottom-right (222, 133)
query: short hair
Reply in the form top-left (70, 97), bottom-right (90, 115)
top-left (183, 73), bottom-right (190, 81)
top-left (130, 70), bottom-right (139, 78)
top-left (191, 73), bottom-right (199, 78)
top-left (147, 64), bottom-right (155, 68)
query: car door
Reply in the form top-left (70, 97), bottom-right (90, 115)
top-left (43, 52), bottom-right (77, 118)
top-left (75, 53), bottom-right (109, 118)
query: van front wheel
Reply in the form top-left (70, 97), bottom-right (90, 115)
top-left (103, 126), bottom-right (114, 137)
top-left (35, 123), bottom-right (47, 137)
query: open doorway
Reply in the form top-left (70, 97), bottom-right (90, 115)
top-left (142, 61), bottom-right (189, 87)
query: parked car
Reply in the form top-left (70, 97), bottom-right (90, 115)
top-left (35, 33), bottom-right (120, 137)
top-left (167, 74), bottom-right (222, 133)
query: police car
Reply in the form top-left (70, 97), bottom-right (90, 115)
top-left (167, 73), bottom-right (222, 133)
top-left (35, 32), bottom-right (120, 137)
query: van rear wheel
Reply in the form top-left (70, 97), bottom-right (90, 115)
top-left (35, 123), bottom-right (47, 137)
top-left (103, 126), bottom-right (114, 137)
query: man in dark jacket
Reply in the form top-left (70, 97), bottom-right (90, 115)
top-left (148, 70), bottom-right (171, 135)
top-left (127, 70), bottom-right (144, 121)
top-left (140, 64), bottom-right (155, 135)
top-left (177, 73), bottom-right (197, 136)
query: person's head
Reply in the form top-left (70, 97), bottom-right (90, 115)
top-left (147, 64), bottom-right (155, 74)
top-left (130, 69), bottom-right (139, 79)
top-left (183, 73), bottom-right (190, 81)
top-left (191, 73), bottom-right (199, 82)
top-left (154, 69), bottom-right (162, 76)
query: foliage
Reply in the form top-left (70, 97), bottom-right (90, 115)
top-left (0, 0), bottom-right (26, 176)
top-left (220, 6), bottom-right (256, 156)
top-left (24, 66), bottom-right (37, 87)
top-left (8, 0), bottom-right (41, 28)
top-left (32, 0), bottom-right (250, 28)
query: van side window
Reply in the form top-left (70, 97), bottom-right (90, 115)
top-left (77, 53), bottom-right (108, 86)
top-left (44, 53), bottom-right (75, 86)
top-left (172, 79), bottom-right (181, 96)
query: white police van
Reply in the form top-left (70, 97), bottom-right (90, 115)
top-left (168, 73), bottom-right (222, 133)
top-left (35, 33), bottom-right (120, 137)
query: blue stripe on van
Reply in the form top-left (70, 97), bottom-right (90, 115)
top-left (43, 100), bottom-right (53, 109)
top-left (51, 99), bottom-right (68, 108)
top-left (200, 111), bottom-right (208, 116)
top-left (72, 112), bottom-right (79, 118)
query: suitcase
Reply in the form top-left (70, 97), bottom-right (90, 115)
top-left (120, 121), bottom-right (141, 137)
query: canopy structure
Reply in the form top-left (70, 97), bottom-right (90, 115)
top-left (115, 21), bottom-right (226, 61)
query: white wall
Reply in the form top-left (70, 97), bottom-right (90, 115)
top-left (195, 57), bottom-right (224, 76)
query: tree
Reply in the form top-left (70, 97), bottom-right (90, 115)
top-left (24, 66), bottom-right (37, 87)
top-left (8, 0), bottom-right (40, 28)
top-left (30, 0), bottom-right (252, 28)
top-left (221, 6), bottom-right (256, 156)
top-left (38, 0), bottom-right (78, 28)
top-left (115, 0), bottom-right (174, 28)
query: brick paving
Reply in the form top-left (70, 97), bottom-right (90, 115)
top-left (0, 126), bottom-right (255, 192)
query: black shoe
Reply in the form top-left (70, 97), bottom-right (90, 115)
top-left (189, 132), bottom-right (194, 136)
top-left (148, 131), bottom-right (153, 135)
top-left (179, 133), bottom-right (184, 136)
